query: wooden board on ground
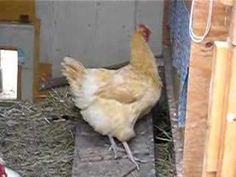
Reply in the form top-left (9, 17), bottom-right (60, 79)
top-left (72, 113), bottom-right (155, 177)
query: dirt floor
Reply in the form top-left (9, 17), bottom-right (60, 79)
top-left (0, 87), bottom-right (174, 177)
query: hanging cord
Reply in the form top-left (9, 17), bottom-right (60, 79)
top-left (189, 0), bottom-right (214, 43)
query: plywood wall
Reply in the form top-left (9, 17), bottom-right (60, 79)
top-left (35, 1), bottom-right (164, 77)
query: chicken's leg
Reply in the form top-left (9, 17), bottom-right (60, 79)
top-left (122, 142), bottom-right (140, 170)
top-left (108, 135), bottom-right (118, 159)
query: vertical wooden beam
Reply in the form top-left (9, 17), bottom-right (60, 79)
top-left (202, 42), bottom-right (231, 177)
top-left (33, 18), bottom-right (40, 102)
top-left (219, 47), bottom-right (236, 177)
top-left (229, 0), bottom-right (236, 45)
top-left (218, 2), bottom-right (236, 177)
top-left (183, 1), bottom-right (231, 177)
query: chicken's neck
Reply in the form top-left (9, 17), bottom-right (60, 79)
top-left (130, 33), bottom-right (161, 86)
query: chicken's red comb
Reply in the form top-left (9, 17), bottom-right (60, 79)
top-left (138, 24), bottom-right (151, 34)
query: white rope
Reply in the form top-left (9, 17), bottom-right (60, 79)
top-left (189, 0), bottom-right (214, 43)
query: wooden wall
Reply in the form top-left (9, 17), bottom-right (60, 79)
top-left (35, 1), bottom-right (164, 77)
top-left (183, 1), bottom-right (232, 177)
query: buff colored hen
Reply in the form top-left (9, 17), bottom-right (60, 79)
top-left (61, 24), bottom-right (162, 169)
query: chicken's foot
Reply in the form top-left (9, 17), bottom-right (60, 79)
top-left (122, 142), bottom-right (140, 170)
top-left (108, 135), bottom-right (119, 159)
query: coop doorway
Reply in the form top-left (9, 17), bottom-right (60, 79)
top-left (0, 49), bottom-right (19, 100)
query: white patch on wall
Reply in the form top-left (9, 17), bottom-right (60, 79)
top-left (0, 50), bottom-right (18, 100)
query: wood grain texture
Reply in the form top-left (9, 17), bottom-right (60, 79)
top-left (219, 47), bottom-right (236, 177)
top-left (183, 1), bottom-right (231, 177)
top-left (202, 42), bottom-right (231, 177)
top-left (219, 0), bottom-right (234, 6)
top-left (229, 0), bottom-right (236, 45)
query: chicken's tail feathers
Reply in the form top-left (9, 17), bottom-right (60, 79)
top-left (61, 57), bottom-right (86, 90)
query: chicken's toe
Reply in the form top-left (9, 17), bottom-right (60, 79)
top-left (122, 141), bottom-right (140, 170)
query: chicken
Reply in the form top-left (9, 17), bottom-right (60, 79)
top-left (0, 158), bottom-right (21, 177)
top-left (61, 24), bottom-right (162, 169)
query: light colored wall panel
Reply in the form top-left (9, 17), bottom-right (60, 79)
top-left (136, 0), bottom-right (163, 56)
top-left (36, 1), bottom-right (163, 77)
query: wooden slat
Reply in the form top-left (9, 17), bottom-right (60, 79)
top-left (33, 18), bottom-right (41, 102)
top-left (202, 42), bottom-right (231, 177)
top-left (229, 0), bottom-right (236, 45)
top-left (34, 63), bottom-right (52, 102)
top-left (219, 47), bottom-right (236, 177)
top-left (219, 0), bottom-right (234, 6)
top-left (0, 0), bottom-right (35, 22)
top-left (183, 1), bottom-right (231, 177)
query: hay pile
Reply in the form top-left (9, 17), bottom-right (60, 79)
top-left (0, 87), bottom-right (79, 177)
top-left (0, 86), bottom-right (174, 177)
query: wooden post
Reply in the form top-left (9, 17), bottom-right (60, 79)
top-left (229, 0), bottom-right (236, 45)
top-left (202, 41), bottom-right (231, 177)
top-left (183, 1), bottom-right (231, 177)
top-left (33, 18), bottom-right (41, 102)
top-left (218, 2), bottom-right (236, 177)
top-left (219, 47), bottom-right (236, 177)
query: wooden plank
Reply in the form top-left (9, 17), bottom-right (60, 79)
top-left (218, 3), bottom-right (236, 177)
top-left (183, 1), bottom-right (231, 177)
top-left (33, 18), bottom-right (40, 102)
top-left (202, 42), bottom-right (231, 177)
top-left (0, 0), bottom-right (35, 22)
top-left (219, 0), bottom-right (234, 6)
top-left (72, 113), bottom-right (155, 177)
top-left (229, 0), bottom-right (236, 45)
top-left (34, 63), bottom-right (52, 102)
top-left (219, 47), bottom-right (236, 177)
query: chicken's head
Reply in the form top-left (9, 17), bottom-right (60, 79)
top-left (138, 24), bottom-right (151, 42)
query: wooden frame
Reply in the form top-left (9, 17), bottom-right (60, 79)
top-left (0, 47), bottom-right (21, 101)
